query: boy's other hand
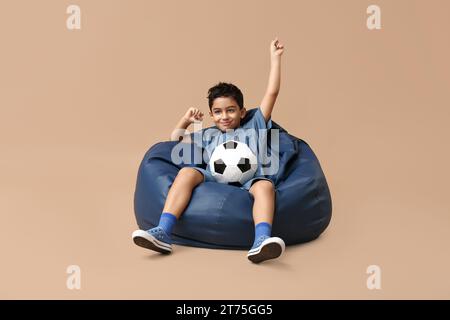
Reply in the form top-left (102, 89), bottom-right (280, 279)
top-left (183, 107), bottom-right (204, 124)
top-left (270, 37), bottom-right (284, 58)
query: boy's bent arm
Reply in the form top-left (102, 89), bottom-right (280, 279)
top-left (260, 38), bottom-right (284, 122)
top-left (170, 107), bottom-right (204, 142)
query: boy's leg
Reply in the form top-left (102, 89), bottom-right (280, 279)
top-left (247, 180), bottom-right (285, 263)
top-left (248, 180), bottom-right (275, 225)
top-left (132, 167), bottom-right (204, 253)
top-left (162, 167), bottom-right (204, 218)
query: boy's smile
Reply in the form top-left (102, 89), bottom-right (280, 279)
top-left (209, 97), bottom-right (246, 132)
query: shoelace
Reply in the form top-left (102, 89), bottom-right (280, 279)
top-left (149, 228), bottom-right (165, 240)
top-left (254, 235), bottom-right (269, 247)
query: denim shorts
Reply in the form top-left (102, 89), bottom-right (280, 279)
top-left (190, 167), bottom-right (274, 191)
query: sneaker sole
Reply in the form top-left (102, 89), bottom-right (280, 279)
top-left (132, 231), bottom-right (172, 254)
top-left (247, 238), bottom-right (285, 263)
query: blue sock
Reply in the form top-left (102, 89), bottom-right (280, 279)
top-left (157, 212), bottom-right (177, 236)
top-left (254, 222), bottom-right (272, 243)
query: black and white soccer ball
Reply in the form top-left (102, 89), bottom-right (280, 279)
top-left (209, 140), bottom-right (258, 186)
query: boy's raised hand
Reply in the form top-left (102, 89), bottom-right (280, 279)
top-left (270, 37), bottom-right (284, 58)
top-left (183, 107), bottom-right (204, 124)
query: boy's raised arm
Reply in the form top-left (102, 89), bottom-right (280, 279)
top-left (260, 38), bottom-right (284, 122)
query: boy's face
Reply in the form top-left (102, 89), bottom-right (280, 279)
top-left (209, 97), bottom-right (246, 132)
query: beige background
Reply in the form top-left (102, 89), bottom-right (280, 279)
top-left (1, 0), bottom-right (449, 299)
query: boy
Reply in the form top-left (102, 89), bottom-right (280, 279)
top-left (132, 38), bottom-right (285, 263)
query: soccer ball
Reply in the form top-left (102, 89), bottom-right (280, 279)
top-left (209, 140), bottom-right (258, 186)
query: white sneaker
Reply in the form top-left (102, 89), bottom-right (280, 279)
top-left (247, 236), bottom-right (285, 263)
top-left (132, 228), bottom-right (173, 254)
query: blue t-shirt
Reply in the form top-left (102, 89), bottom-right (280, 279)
top-left (191, 107), bottom-right (273, 177)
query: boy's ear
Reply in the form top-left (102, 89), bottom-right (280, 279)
top-left (240, 107), bottom-right (247, 119)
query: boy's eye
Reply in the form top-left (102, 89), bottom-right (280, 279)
top-left (213, 109), bottom-right (235, 115)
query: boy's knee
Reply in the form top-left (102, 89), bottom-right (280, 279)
top-left (177, 167), bottom-right (204, 183)
top-left (249, 180), bottom-right (274, 195)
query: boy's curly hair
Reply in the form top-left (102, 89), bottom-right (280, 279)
top-left (207, 82), bottom-right (244, 110)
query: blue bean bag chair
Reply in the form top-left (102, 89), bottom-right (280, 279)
top-left (133, 109), bottom-right (332, 249)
